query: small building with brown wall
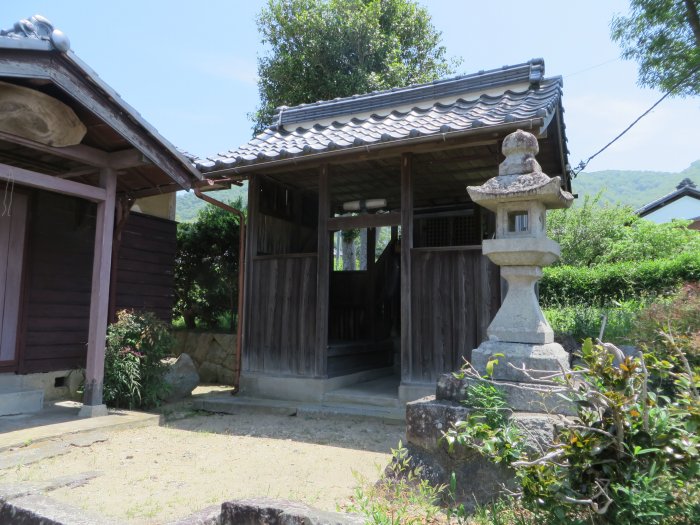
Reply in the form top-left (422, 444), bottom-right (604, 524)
top-left (0, 16), bottom-right (201, 414)
top-left (196, 58), bottom-right (571, 403)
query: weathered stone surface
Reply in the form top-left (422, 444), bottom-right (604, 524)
top-left (405, 397), bottom-right (470, 451)
top-left (172, 332), bottom-right (237, 385)
top-left (162, 353), bottom-right (200, 402)
top-left (406, 443), bottom-right (515, 510)
top-left (220, 498), bottom-right (364, 525)
top-left (437, 373), bottom-right (575, 416)
top-left (167, 505), bottom-right (221, 525)
top-left (198, 363), bottom-right (224, 384)
top-left (471, 341), bottom-right (570, 383)
top-left (0, 493), bottom-right (121, 525)
top-left (484, 266), bottom-right (555, 344)
top-left (405, 396), bottom-right (570, 509)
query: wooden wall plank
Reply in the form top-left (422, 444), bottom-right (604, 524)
top-left (246, 255), bottom-right (317, 376)
top-left (115, 212), bottom-right (177, 322)
top-left (21, 192), bottom-right (95, 373)
top-left (410, 248), bottom-right (499, 383)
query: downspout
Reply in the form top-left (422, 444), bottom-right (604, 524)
top-left (193, 186), bottom-right (246, 394)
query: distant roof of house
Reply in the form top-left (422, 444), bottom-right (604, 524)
top-left (0, 15), bottom-right (201, 193)
top-left (195, 58), bottom-right (564, 174)
top-left (636, 177), bottom-right (700, 217)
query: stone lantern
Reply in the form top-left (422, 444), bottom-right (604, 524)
top-left (467, 129), bottom-right (574, 386)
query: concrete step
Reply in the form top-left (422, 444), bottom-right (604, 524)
top-left (298, 403), bottom-right (405, 424)
top-left (193, 395), bottom-right (406, 424)
top-left (0, 388), bottom-right (44, 416)
top-left (192, 395), bottom-right (298, 416)
top-left (323, 388), bottom-right (400, 408)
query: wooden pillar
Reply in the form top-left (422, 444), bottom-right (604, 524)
top-left (367, 227), bottom-right (377, 340)
top-left (400, 153), bottom-right (413, 382)
top-left (315, 165), bottom-right (330, 378)
top-left (80, 168), bottom-right (117, 417)
top-left (242, 176), bottom-right (259, 372)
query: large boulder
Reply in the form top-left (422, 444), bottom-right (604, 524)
top-left (162, 353), bottom-right (200, 402)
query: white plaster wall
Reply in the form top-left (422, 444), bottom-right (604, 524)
top-left (643, 196), bottom-right (700, 224)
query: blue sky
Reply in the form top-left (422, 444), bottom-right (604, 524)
top-left (4, 1), bottom-right (699, 173)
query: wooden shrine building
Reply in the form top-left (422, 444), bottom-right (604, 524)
top-left (0, 16), bottom-right (201, 415)
top-left (197, 58), bottom-right (570, 402)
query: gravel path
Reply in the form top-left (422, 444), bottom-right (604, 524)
top-left (0, 412), bottom-right (404, 524)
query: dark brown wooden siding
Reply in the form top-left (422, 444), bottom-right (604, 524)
top-left (409, 247), bottom-right (500, 383)
top-left (244, 254), bottom-right (318, 376)
top-left (21, 192), bottom-right (96, 373)
top-left (115, 212), bottom-right (176, 321)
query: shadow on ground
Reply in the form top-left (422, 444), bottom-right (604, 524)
top-left (164, 411), bottom-right (405, 454)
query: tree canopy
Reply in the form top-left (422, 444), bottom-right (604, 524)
top-left (547, 194), bottom-right (700, 267)
top-left (174, 199), bottom-right (243, 330)
top-left (611, 0), bottom-right (700, 96)
top-left (252, 0), bottom-right (457, 134)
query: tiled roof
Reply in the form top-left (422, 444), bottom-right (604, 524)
top-left (636, 178), bottom-right (700, 216)
top-left (196, 59), bottom-right (563, 173)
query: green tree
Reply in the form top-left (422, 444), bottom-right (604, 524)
top-left (174, 198), bottom-right (243, 330)
top-left (611, 0), bottom-right (700, 96)
top-left (252, 0), bottom-right (457, 133)
top-left (547, 193), bottom-right (700, 266)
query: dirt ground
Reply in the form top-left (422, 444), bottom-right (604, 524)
top-left (0, 410), bottom-right (405, 524)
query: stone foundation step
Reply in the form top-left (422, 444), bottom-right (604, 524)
top-left (298, 403), bottom-right (405, 424)
top-left (192, 395), bottom-right (299, 416)
top-left (0, 388), bottom-right (44, 416)
top-left (193, 395), bottom-right (406, 424)
top-left (322, 388), bottom-right (400, 408)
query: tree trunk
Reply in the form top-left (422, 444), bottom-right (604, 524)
top-left (342, 237), bottom-right (356, 270)
top-left (684, 0), bottom-right (700, 49)
top-left (360, 228), bottom-right (368, 270)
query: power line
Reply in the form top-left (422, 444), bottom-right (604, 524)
top-left (571, 66), bottom-right (700, 177)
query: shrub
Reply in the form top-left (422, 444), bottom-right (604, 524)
top-left (341, 442), bottom-right (446, 524)
top-left (446, 338), bottom-right (700, 525)
top-left (544, 301), bottom-right (644, 345)
top-left (103, 310), bottom-right (174, 409)
top-left (540, 250), bottom-right (700, 307)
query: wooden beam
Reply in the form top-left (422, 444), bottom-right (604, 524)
top-left (327, 212), bottom-right (400, 231)
top-left (80, 168), bottom-right (117, 416)
top-left (0, 130), bottom-right (151, 170)
top-left (109, 148), bottom-right (150, 170)
top-left (0, 129), bottom-right (110, 166)
top-left (400, 153), bottom-right (413, 383)
top-left (0, 162), bottom-right (106, 202)
top-left (315, 165), bottom-right (330, 378)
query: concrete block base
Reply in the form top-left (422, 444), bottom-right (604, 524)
top-left (239, 367), bottom-right (393, 403)
top-left (471, 340), bottom-right (570, 382)
top-left (398, 382), bottom-right (435, 404)
top-left (78, 404), bottom-right (108, 418)
top-left (0, 389), bottom-right (43, 416)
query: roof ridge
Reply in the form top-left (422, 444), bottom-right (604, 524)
top-left (273, 58), bottom-right (547, 128)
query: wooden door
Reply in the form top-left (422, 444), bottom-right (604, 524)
top-left (0, 193), bottom-right (28, 368)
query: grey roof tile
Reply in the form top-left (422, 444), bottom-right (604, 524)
top-left (196, 59), bottom-right (563, 173)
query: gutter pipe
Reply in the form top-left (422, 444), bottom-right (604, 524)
top-left (193, 186), bottom-right (246, 394)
